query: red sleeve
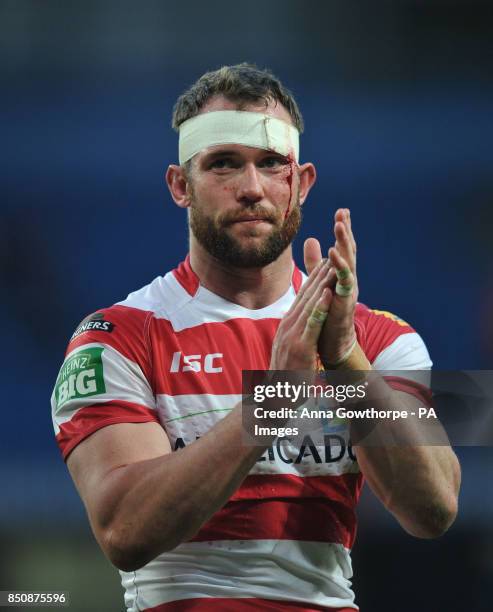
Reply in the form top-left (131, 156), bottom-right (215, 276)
top-left (354, 303), bottom-right (416, 364)
top-left (51, 304), bottom-right (159, 460)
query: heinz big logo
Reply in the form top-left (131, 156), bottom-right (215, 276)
top-left (55, 347), bottom-right (106, 410)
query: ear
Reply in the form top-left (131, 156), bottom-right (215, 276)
top-left (297, 162), bottom-right (316, 206)
top-left (166, 164), bottom-right (192, 209)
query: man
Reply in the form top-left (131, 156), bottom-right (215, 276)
top-left (51, 64), bottom-right (460, 611)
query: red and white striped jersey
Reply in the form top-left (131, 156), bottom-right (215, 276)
top-left (51, 256), bottom-right (432, 612)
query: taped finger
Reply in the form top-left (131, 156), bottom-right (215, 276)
top-left (307, 306), bottom-right (328, 327)
top-left (302, 288), bottom-right (331, 344)
top-left (335, 267), bottom-right (354, 297)
top-left (335, 282), bottom-right (354, 297)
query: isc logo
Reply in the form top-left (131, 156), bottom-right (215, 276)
top-left (170, 351), bottom-right (223, 373)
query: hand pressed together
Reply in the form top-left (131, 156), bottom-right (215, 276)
top-left (270, 258), bottom-right (334, 370)
top-left (304, 208), bottom-right (359, 367)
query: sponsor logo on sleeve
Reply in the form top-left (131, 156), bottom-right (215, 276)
top-left (54, 347), bottom-right (106, 411)
top-left (70, 313), bottom-right (115, 340)
top-left (370, 309), bottom-right (409, 327)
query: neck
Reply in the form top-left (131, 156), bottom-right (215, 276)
top-left (189, 237), bottom-right (295, 309)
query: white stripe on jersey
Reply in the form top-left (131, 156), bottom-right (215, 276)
top-left (119, 272), bottom-right (298, 331)
top-left (372, 331), bottom-right (432, 370)
top-left (121, 539), bottom-right (357, 612)
top-left (156, 392), bottom-right (239, 423)
top-left (157, 393), bottom-right (359, 477)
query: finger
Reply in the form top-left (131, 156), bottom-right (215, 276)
top-left (301, 288), bottom-right (333, 344)
top-left (334, 209), bottom-right (357, 260)
top-left (343, 208), bottom-right (357, 255)
top-left (289, 259), bottom-right (331, 320)
top-left (304, 238), bottom-right (323, 275)
top-left (334, 221), bottom-right (356, 273)
top-left (328, 246), bottom-right (350, 278)
top-left (285, 258), bottom-right (326, 317)
top-left (334, 208), bottom-right (345, 222)
top-left (296, 267), bottom-right (334, 328)
top-left (327, 265), bottom-right (337, 289)
top-left (328, 247), bottom-right (355, 298)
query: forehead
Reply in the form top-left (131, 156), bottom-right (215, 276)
top-left (198, 94), bottom-right (294, 127)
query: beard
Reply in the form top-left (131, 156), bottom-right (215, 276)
top-left (189, 193), bottom-right (302, 268)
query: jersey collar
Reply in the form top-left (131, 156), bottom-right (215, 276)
top-left (172, 254), bottom-right (303, 298)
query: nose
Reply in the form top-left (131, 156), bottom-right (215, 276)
top-left (236, 163), bottom-right (264, 205)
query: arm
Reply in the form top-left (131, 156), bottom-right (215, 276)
top-left (66, 259), bottom-right (334, 571)
top-left (68, 412), bottom-right (264, 571)
top-left (338, 344), bottom-right (460, 538)
top-left (304, 209), bottom-right (461, 538)
top-left (354, 418), bottom-right (461, 538)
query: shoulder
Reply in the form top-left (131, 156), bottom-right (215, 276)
top-left (355, 303), bottom-right (432, 369)
top-left (65, 274), bottom-right (176, 357)
top-left (51, 279), bottom-right (169, 460)
top-left (65, 303), bottom-right (152, 372)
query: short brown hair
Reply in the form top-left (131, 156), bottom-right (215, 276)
top-left (172, 63), bottom-right (304, 133)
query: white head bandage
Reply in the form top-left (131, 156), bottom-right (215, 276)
top-left (178, 110), bottom-right (299, 165)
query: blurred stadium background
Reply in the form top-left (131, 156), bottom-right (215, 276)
top-left (1, 1), bottom-right (493, 610)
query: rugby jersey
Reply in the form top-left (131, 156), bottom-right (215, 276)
top-left (51, 256), bottom-right (432, 611)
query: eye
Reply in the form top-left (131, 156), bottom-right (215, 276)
top-left (259, 156), bottom-right (288, 169)
top-left (209, 157), bottom-right (238, 170)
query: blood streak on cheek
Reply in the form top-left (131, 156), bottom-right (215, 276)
top-left (283, 152), bottom-right (297, 220)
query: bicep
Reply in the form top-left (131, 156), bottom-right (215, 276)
top-left (67, 421), bottom-right (172, 523)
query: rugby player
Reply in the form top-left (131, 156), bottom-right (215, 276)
top-left (51, 64), bottom-right (460, 611)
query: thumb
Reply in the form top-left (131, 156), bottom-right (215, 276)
top-left (304, 238), bottom-right (323, 275)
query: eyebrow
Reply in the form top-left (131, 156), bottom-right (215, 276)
top-left (203, 149), bottom-right (288, 162)
top-left (203, 149), bottom-right (239, 160)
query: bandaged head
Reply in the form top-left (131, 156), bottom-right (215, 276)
top-left (178, 110), bottom-right (300, 165)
